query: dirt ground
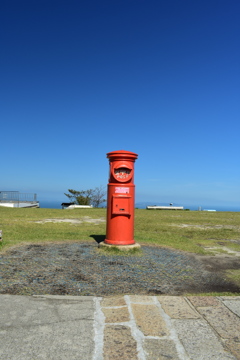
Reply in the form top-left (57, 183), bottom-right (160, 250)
top-left (0, 241), bottom-right (240, 296)
top-left (194, 253), bottom-right (240, 275)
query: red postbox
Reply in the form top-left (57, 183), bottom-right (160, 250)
top-left (104, 150), bottom-right (138, 246)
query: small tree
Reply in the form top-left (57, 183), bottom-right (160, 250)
top-left (91, 186), bottom-right (106, 207)
top-left (64, 189), bottom-right (93, 205)
top-left (64, 186), bottom-right (106, 207)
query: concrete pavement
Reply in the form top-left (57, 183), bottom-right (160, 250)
top-left (0, 294), bottom-right (240, 360)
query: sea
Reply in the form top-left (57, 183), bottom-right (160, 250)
top-left (39, 200), bottom-right (240, 212)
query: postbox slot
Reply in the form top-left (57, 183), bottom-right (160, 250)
top-left (114, 167), bottom-right (131, 180)
top-left (112, 196), bottom-right (131, 215)
top-left (111, 161), bottom-right (133, 182)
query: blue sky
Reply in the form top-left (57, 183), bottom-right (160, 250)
top-left (1, 0), bottom-right (239, 209)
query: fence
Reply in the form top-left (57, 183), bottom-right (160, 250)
top-left (0, 191), bottom-right (38, 204)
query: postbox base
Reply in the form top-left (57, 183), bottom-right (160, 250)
top-left (99, 242), bottom-right (141, 251)
top-left (104, 238), bottom-right (136, 246)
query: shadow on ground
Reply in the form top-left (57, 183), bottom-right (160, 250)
top-left (90, 234), bottom-right (105, 244)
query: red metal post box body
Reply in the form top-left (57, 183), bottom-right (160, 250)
top-left (105, 150), bottom-right (138, 246)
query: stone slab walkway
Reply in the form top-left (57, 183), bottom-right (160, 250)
top-left (96, 295), bottom-right (240, 360)
top-left (0, 295), bottom-right (240, 359)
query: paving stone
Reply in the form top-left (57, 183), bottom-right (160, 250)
top-left (220, 297), bottom-right (240, 301)
top-left (101, 296), bottom-right (126, 307)
top-left (158, 296), bottom-right (200, 319)
top-left (173, 319), bottom-right (236, 359)
top-left (103, 325), bottom-right (138, 360)
top-left (221, 299), bottom-right (240, 317)
top-left (225, 339), bottom-right (240, 360)
top-left (102, 306), bottom-right (129, 323)
top-left (0, 295), bottom-right (95, 360)
top-left (187, 296), bottom-right (220, 307)
top-left (143, 338), bottom-right (181, 360)
top-left (131, 304), bottom-right (169, 336)
top-left (198, 304), bottom-right (240, 340)
top-left (129, 295), bottom-right (155, 304)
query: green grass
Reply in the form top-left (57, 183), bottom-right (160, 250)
top-left (0, 207), bottom-right (106, 251)
top-left (1, 207), bottom-right (240, 254)
top-left (1, 207), bottom-right (240, 295)
top-left (226, 269), bottom-right (240, 287)
top-left (97, 245), bottom-right (143, 256)
top-left (134, 209), bottom-right (240, 254)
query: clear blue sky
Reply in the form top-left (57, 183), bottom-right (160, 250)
top-left (1, 0), bottom-right (239, 208)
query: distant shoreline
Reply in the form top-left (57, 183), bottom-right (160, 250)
top-left (38, 200), bottom-right (240, 212)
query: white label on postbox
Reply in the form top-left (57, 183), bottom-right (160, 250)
top-left (115, 187), bottom-right (130, 194)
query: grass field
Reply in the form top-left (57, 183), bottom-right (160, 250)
top-left (1, 207), bottom-right (240, 294)
top-left (0, 207), bottom-right (240, 255)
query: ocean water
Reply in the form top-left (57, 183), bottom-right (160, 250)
top-left (39, 200), bottom-right (64, 209)
top-left (39, 200), bottom-right (106, 209)
top-left (39, 200), bottom-right (240, 212)
top-left (136, 202), bottom-right (240, 212)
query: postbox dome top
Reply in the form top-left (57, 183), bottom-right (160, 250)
top-left (106, 150), bottom-right (138, 161)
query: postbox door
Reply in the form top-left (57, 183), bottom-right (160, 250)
top-left (112, 196), bottom-right (131, 215)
